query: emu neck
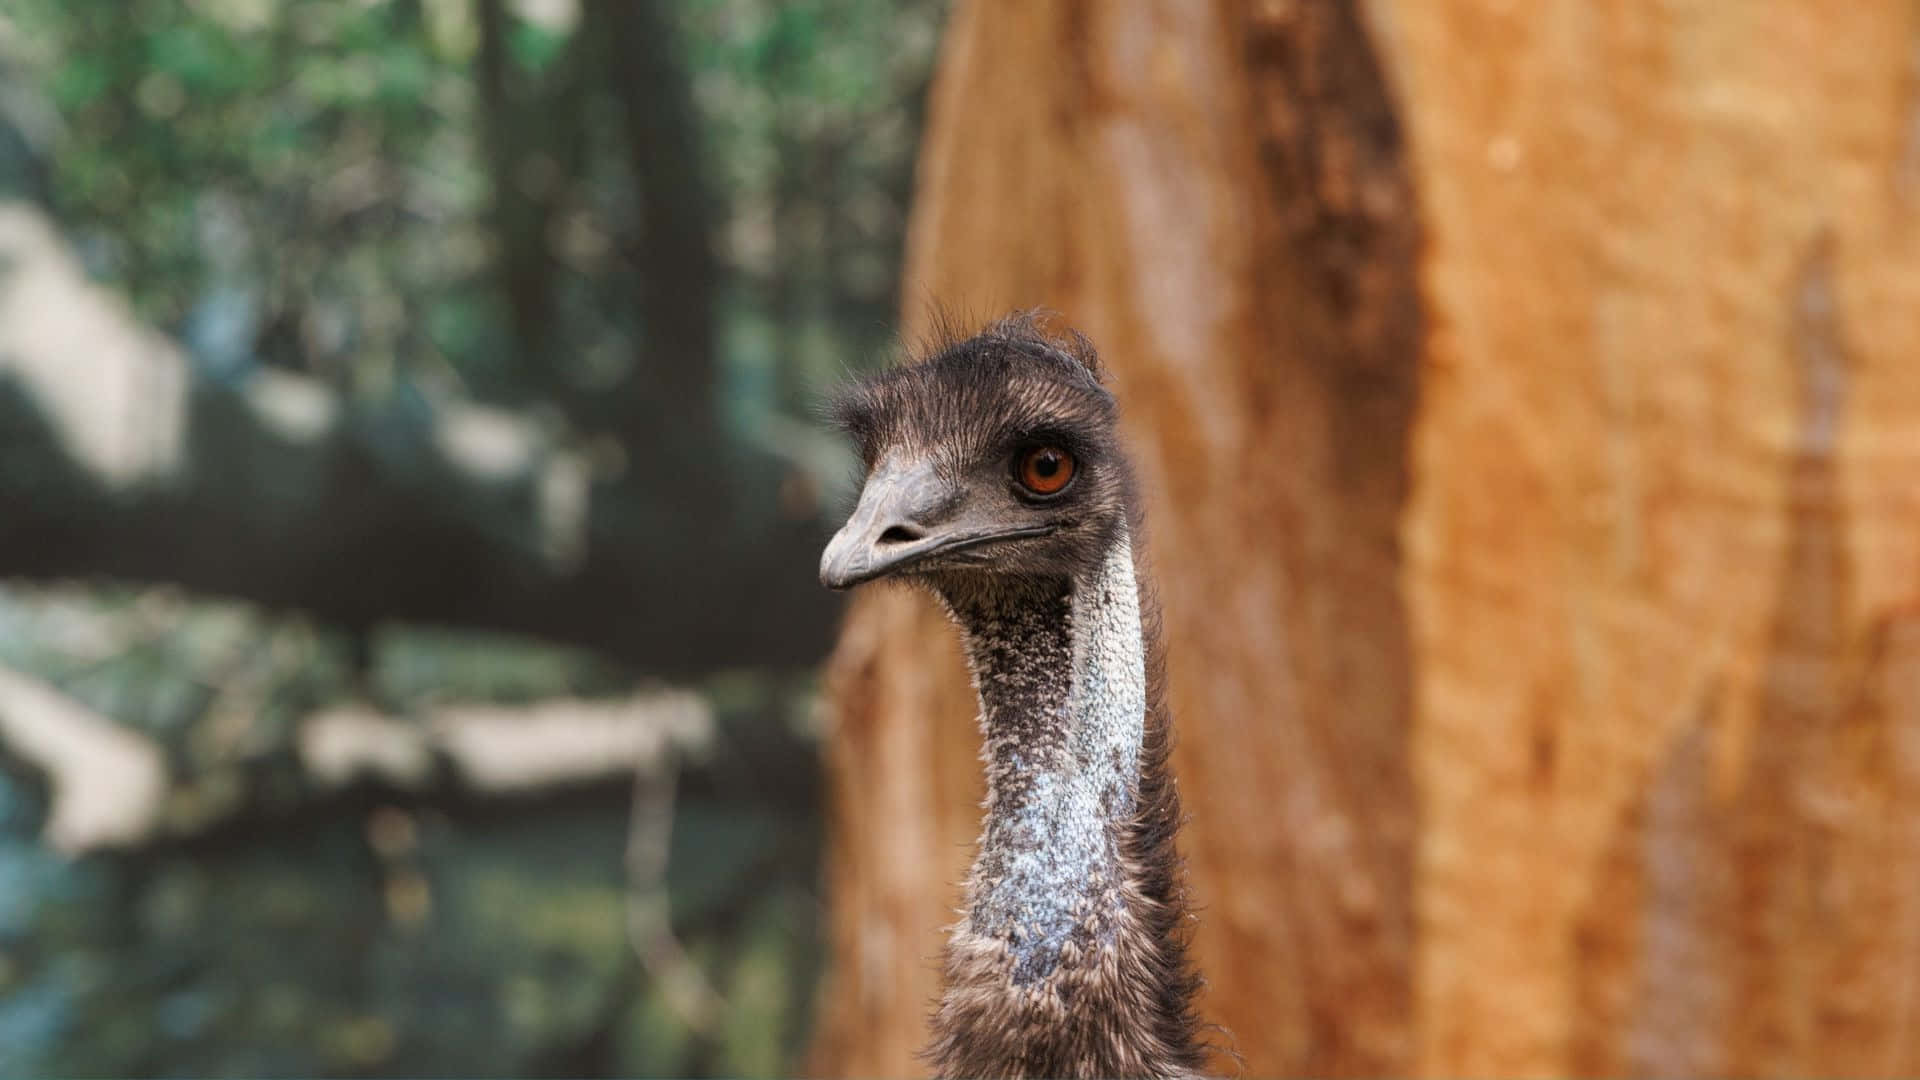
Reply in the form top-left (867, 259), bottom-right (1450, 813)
top-left (949, 531), bottom-right (1147, 985)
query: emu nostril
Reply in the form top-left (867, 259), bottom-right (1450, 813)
top-left (878, 524), bottom-right (923, 545)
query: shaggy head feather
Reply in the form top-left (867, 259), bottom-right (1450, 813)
top-left (822, 313), bottom-right (1210, 1079)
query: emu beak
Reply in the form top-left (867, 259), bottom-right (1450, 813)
top-left (819, 458), bottom-right (1055, 590)
top-left (820, 457), bottom-right (949, 590)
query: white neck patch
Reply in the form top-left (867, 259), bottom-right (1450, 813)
top-left (961, 527), bottom-right (1148, 984)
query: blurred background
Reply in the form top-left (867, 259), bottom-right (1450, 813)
top-left (9, 2), bottom-right (1920, 1078)
top-left (0, 0), bottom-right (940, 1074)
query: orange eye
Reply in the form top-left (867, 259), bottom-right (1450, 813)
top-left (1017, 446), bottom-right (1075, 495)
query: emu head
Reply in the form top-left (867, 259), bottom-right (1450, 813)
top-left (820, 318), bottom-right (1133, 597)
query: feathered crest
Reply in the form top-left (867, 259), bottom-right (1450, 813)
top-left (823, 308), bottom-right (1116, 470)
top-left (912, 306), bottom-right (1104, 382)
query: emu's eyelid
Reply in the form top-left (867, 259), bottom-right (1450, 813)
top-left (1006, 434), bottom-right (1095, 467)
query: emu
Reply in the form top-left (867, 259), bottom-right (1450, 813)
top-left (820, 314), bottom-right (1208, 1078)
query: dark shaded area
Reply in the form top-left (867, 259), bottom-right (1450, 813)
top-left (1240, 0), bottom-right (1423, 1072)
top-left (0, 374), bottom-right (834, 678)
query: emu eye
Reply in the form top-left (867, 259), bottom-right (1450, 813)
top-left (1015, 446), bottom-right (1075, 496)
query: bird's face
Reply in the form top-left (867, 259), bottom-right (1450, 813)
top-left (820, 325), bottom-right (1130, 596)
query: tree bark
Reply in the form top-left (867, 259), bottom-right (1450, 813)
top-left (809, 1), bottom-right (1920, 1076)
top-left (1392, 4), bottom-right (1920, 1075)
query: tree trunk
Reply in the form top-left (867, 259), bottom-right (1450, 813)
top-left (599, 0), bottom-right (722, 458)
top-left (808, 1), bottom-right (1920, 1076)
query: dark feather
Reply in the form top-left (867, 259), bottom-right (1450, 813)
top-left (825, 314), bottom-right (1214, 1077)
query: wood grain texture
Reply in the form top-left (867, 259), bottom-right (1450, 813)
top-left (809, 1), bottom-right (1920, 1076)
top-left (809, 1), bottom-right (1418, 1074)
top-left (1383, 1), bottom-right (1920, 1074)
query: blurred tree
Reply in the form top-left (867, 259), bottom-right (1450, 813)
top-left (0, 0), bottom-right (943, 1074)
top-left (810, 1), bottom-right (1920, 1077)
top-left (596, 0), bottom-right (720, 455)
top-left (475, 0), bottom-right (583, 394)
top-left (0, 0), bottom-right (947, 674)
top-left (0, 202), bottom-right (830, 675)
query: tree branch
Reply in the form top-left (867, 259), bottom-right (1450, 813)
top-left (0, 665), bottom-right (167, 853)
top-left (0, 201), bottom-right (837, 675)
top-left (0, 655), bottom-right (716, 856)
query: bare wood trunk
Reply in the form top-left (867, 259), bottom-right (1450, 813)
top-left (810, 0), bottom-right (1920, 1076)
top-left (1389, 2), bottom-right (1920, 1075)
top-left (810, 1), bottom-right (1417, 1073)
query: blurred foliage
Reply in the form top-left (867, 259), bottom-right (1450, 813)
top-left (0, 0), bottom-right (944, 1074)
top-left (0, 582), bottom-right (826, 1076)
top-left (8, 0), bottom-right (940, 422)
